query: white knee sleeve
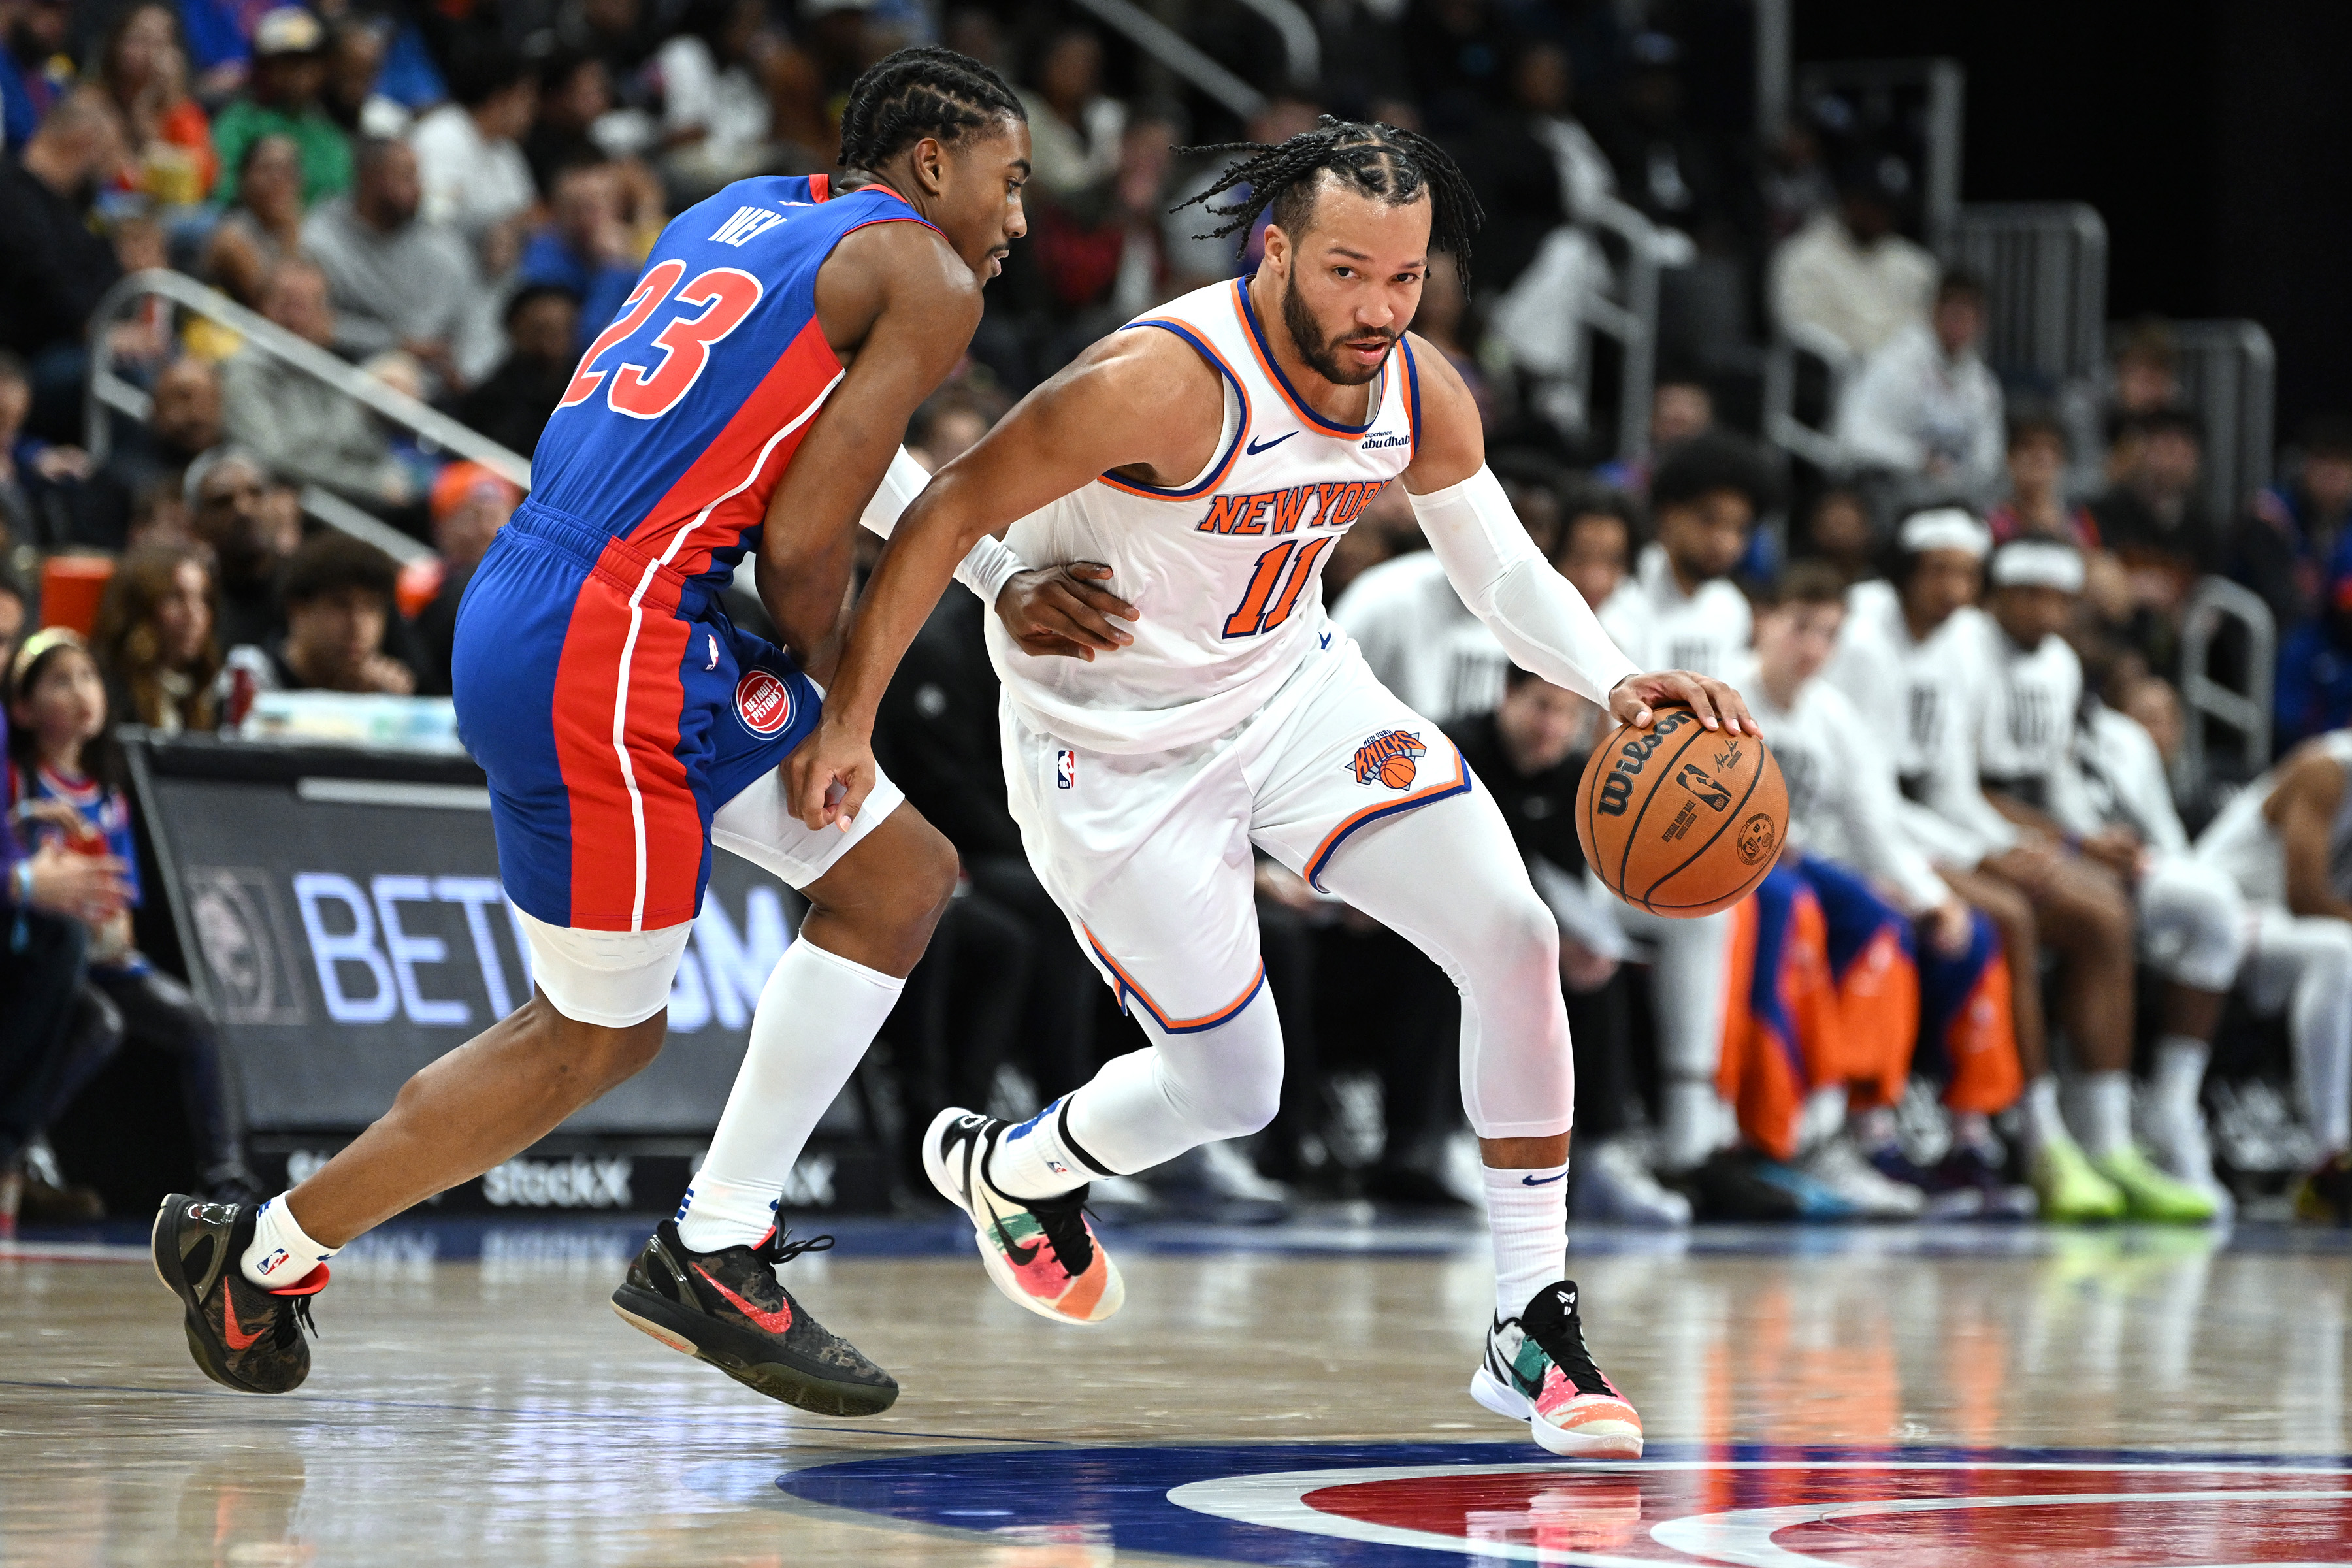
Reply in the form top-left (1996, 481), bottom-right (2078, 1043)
top-left (1062, 992), bottom-right (1287, 1173)
top-left (2137, 858), bottom-right (2247, 993)
top-left (1312, 792), bottom-right (1575, 1141)
top-left (2289, 921), bottom-right (2352, 1153)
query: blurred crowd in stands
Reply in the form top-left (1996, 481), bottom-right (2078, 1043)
top-left (5, 0), bottom-right (2352, 1235)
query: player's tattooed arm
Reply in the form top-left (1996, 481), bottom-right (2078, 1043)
top-left (755, 221), bottom-right (985, 666)
top-left (787, 329), bottom-right (1222, 829)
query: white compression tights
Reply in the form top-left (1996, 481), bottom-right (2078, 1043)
top-left (1062, 789), bottom-right (1576, 1172)
top-left (2244, 907), bottom-right (2352, 1153)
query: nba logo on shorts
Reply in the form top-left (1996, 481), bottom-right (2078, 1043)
top-left (1056, 750), bottom-right (1078, 790)
top-left (735, 668), bottom-right (793, 736)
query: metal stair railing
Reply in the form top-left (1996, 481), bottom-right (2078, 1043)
top-left (1945, 202), bottom-right (2108, 386)
top-left (1573, 194), bottom-right (1663, 464)
top-left (2168, 318), bottom-right (2276, 526)
top-left (1761, 318), bottom-right (1859, 475)
top-left (83, 267), bottom-right (531, 564)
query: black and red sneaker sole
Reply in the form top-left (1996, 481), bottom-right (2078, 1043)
top-left (150, 1194), bottom-right (276, 1395)
top-left (610, 1283), bottom-right (899, 1418)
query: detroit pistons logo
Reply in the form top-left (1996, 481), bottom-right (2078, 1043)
top-left (1350, 728), bottom-right (1426, 791)
top-left (735, 668), bottom-right (794, 736)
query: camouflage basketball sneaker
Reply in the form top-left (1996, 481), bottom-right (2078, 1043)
top-left (611, 1220), bottom-right (898, 1416)
top-left (923, 1107), bottom-right (1124, 1326)
top-left (1471, 1280), bottom-right (1644, 1458)
top-left (151, 1195), bottom-right (327, 1394)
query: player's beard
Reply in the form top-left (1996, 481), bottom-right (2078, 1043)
top-left (1282, 272), bottom-right (1394, 387)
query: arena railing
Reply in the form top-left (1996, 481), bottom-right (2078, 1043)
top-left (1576, 193), bottom-right (1664, 464)
top-left (2168, 319), bottom-right (2277, 528)
top-left (2180, 573), bottom-right (2275, 787)
top-left (82, 267), bottom-right (532, 566)
top-left (1761, 318), bottom-right (1857, 474)
top-left (1946, 203), bottom-right (2109, 387)
top-left (1066, 0), bottom-right (1267, 118)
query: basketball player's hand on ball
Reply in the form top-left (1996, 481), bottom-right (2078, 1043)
top-left (995, 563), bottom-right (1137, 661)
top-left (1607, 670), bottom-right (1759, 737)
top-left (786, 720), bottom-right (877, 832)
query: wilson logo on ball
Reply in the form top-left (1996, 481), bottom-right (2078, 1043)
top-left (1349, 729), bottom-right (1426, 790)
top-left (1593, 709), bottom-right (1692, 817)
top-left (735, 669), bottom-right (793, 735)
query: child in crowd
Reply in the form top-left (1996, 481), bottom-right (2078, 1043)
top-left (7, 629), bottom-right (253, 1200)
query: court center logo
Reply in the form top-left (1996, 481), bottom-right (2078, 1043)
top-left (1350, 729), bottom-right (1426, 791)
top-left (735, 668), bottom-right (794, 736)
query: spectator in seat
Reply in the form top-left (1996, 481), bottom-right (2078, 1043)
top-left (0, 0), bottom-right (70, 151)
top-left (2089, 408), bottom-right (2223, 661)
top-left (407, 461), bottom-right (521, 698)
top-left (221, 257), bottom-right (422, 525)
top-left (408, 38), bottom-right (538, 278)
top-left (2110, 318), bottom-right (2183, 425)
top-left (524, 48), bottom-right (613, 194)
top-left (1015, 27), bottom-right (1124, 201)
top-left (1989, 412), bottom-right (2100, 549)
top-left (85, 357), bottom-right (222, 553)
top-left (1448, 666), bottom-right (1690, 1224)
top-left (0, 90), bottom-right (130, 444)
top-left (519, 161), bottom-right (637, 356)
top-left (1769, 155), bottom-right (1938, 361)
top-left (92, 543), bottom-right (223, 734)
top-left (210, 6), bottom-right (353, 207)
top-left (2274, 572), bottom-right (2352, 749)
top-left (2235, 415), bottom-right (2352, 641)
top-left (186, 446), bottom-right (295, 653)
top-left (1836, 269), bottom-right (2005, 510)
top-left (302, 136), bottom-right (495, 396)
top-left (1554, 481), bottom-right (1642, 629)
top-left (203, 133), bottom-right (308, 308)
top-left (456, 285), bottom-right (581, 461)
top-left (0, 349), bottom-right (91, 551)
top-left (1597, 378), bottom-right (1714, 500)
top-left (654, 0), bottom-right (783, 202)
top-left (1795, 483), bottom-right (1875, 583)
top-left (97, 4), bottom-right (216, 204)
top-left (8, 629), bottom-right (256, 1203)
top-left (227, 529), bottom-right (413, 694)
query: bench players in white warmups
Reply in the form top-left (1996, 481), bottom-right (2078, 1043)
top-left (787, 118), bottom-right (1755, 1456)
top-left (2194, 728), bottom-right (2352, 1221)
top-left (1963, 539), bottom-right (2234, 1221)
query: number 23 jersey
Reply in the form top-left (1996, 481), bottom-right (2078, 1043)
top-left (987, 278), bottom-right (1424, 755)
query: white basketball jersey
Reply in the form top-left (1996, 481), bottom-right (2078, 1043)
top-left (987, 279), bottom-right (1421, 753)
top-left (1630, 544), bottom-right (1748, 679)
top-left (1970, 615), bottom-right (2082, 808)
top-left (2196, 730), bottom-right (2352, 906)
top-left (1331, 549), bottom-right (1507, 725)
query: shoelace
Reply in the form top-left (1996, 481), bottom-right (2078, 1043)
top-left (277, 1293), bottom-right (318, 1347)
top-left (1019, 1189), bottom-right (1096, 1278)
top-left (753, 1230), bottom-right (836, 1267)
top-left (1525, 1314), bottom-right (1609, 1398)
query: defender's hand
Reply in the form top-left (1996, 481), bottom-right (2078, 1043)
top-left (785, 719), bottom-right (878, 832)
top-left (996, 562), bottom-right (1137, 661)
top-left (1608, 670), bottom-right (1759, 737)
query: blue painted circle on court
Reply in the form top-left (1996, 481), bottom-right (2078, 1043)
top-left (776, 1439), bottom-right (2352, 1567)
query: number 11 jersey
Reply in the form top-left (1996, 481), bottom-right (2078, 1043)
top-left (987, 278), bottom-right (1423, 755)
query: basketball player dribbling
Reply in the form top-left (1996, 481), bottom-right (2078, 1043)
top-left (151, 48), bottom-right (1119, 1413)
top-left (788, 119), bottom-right (1756, 1456)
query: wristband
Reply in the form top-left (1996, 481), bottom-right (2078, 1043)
top-left (954, 535), bottom-right (1026, 604)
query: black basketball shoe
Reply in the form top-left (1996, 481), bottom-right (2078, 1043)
top-left (611, 1219), bottom-right (898, 1416)
top-left (151, 1195), bottom-right (325, 1394)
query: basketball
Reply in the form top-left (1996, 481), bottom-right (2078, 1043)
top-left (1576, 704), bottom-right (1788, 917)
top-left (1377, 755), bottom-right (1416, 789)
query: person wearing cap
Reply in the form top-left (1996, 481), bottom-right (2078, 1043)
top-left (1829, 510), bottom-right (2125, 1221)
top-left (210, 7), bottom-right (355, 208)
top-left (1769, 152), bottom-right (1939, 363)
top-left (1967, 538), bottom-right (2231, 1221)
top-left (406, 461), bottom-right (521, 696)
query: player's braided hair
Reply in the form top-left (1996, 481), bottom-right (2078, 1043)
top-left (837, 46), bottom-right (1026, 173)
top-left (1173, 117), bottom-right (1484, 286)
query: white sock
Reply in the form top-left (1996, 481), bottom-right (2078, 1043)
top-left (987, 1094), bottom-right (1110, 1200)
top-left (2076, 1070), bottom-right (2134, 1158)
top-left (240, 1193), bottom-right (336, 1289)
top-left (1484, 1160), bottom-right (1569, 1320)
top-left (675, 939), bottom-right (903, 1254)
top-left (2021, 1075), bottom-right (2073, 1153)
top-left (1796, 1085), bottom-right (1848, 1154)
top-left (1659, 1077), bottom-right (1723, 1172)
top-left (2153, 1036), bottom-right (2210, 1126)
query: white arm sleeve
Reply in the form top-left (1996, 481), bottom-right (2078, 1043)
top-left (1408, 466), bottom-right (1641, 705)
top-left (858, 445), bottom-right (1026, 604)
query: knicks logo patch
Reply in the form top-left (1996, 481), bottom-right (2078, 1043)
top-left (1349, 728), bottom-right (1426, 790)
top-left (735, 669), bottom-right (794, 736)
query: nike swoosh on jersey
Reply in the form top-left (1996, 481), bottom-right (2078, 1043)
top-left (1520, 1171), bottom-right (1569, 1186)
top-left (221, 1290), bottom-right (264, 1351)
top-left (693, 1265), bottom-right (796, 1335)
top-left (1245, 431), bottom-right (1297, 455)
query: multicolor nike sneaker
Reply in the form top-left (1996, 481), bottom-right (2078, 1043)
top-left (610, 1218), bottom-right (897, 1416)
top-left (922, 1107), bottom-right (1124, 1326)
top-left (2094, 1144), bottom-right (2219, 1223)
top-left (1470, 1280), bottom-right (1644, 1458)
top-left (2293, 1152), bottom-right (2352, 1226)
top-left (150, 1194), bottom-right (325, 1394)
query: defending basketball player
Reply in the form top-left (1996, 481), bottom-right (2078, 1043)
top-left (786, 119), bottom-right (1753, 1457)
top-left (150, 48), bottom-right (1107, 1411)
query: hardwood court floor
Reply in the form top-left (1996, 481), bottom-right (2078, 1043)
top-left (5, 1218), bottom-right (2349, 1566)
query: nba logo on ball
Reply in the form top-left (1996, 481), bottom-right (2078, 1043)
top-left (734, 669), bottom-right (793, 736)
top-left (1056, 750), bottom-right (1077, 790)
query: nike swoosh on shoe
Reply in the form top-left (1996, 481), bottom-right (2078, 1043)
top-left (221, 1290), bottom-right (263, 1352)
top-left (693, 1266), bottom-right (794, 1335)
